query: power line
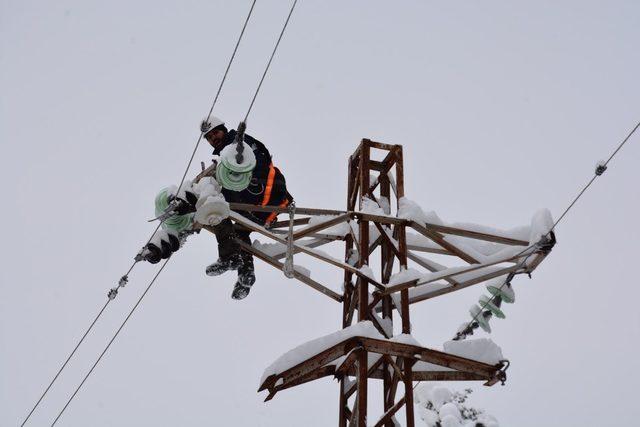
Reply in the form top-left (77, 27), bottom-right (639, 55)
top-left (244, 0), bottom-right (299, 122)
top-left (19, 2), bottom-right (258, 424)
top-left (552, 119), bottom-right (640, 230)
top-left (20, 301), bottom-right (110, 427)
top-left (454, 119), bottom-right (640, 342)
top-left (175, 0), bottom-right (257, 198)
top-left (51, 258), bottom-right (171, 427)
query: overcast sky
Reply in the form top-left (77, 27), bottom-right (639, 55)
top-left (2, 1), bottom-right (639, 426)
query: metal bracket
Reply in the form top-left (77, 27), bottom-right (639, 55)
top-left (147, 198), bottom-right (180, 223)
top-left (283, 201), bottom-right (296, 279)
top-left (537, 231), bottom-right (556, 255)
top-left (496, 359), bottom-right (510, 386)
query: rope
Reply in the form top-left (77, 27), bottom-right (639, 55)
top-left (20, 3), bottom-right (258, 423)
top-left (51, 258), bottom-right (172, 426)
top-left (243, 0), bottom-right (299, 122)
top-left (454, 119), bottom-right (640, 341)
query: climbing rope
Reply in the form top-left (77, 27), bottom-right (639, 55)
top-left (20, 3), bottom-right (258, 425)
top-left (453, 119), bottom-right (640, 341)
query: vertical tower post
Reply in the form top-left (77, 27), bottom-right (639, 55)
top-left (356, 142), bottom-right (370, 427)
top-left (339, 140), bottom-right (413, 427)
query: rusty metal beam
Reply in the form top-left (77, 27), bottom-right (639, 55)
top-left (229, 212), bottom-right (386, 290)
top-left (229, 202), bottom-right (346, 217)
top-left (373, 396), bottom-right (406, 427)
top-left (293, 214), bottom-right (351, 240)
top-left (407, 251), bottom-right (459, 286)
top-left (421, 222), bottom-right (529, 247)
top-left (359, 337), bottom-right (498, 378)
top-left (407, 264), bottom-right (522, 305)
top-left (234, 239), bottom-right (342, 302)
top-left (362, 138), bottom-right (398, 152)
top-left (381, 252), bottom-right (526, 296)
top-left (269, 217), bottom-right (311, 228)
top-left (409, 221), bottom-right (480, 264)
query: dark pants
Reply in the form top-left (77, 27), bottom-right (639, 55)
top-left (212, 218), bottom-right (252, 259)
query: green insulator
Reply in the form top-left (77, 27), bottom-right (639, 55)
top-left (469, 304), bottom-right (491, 333)
top-left (479, 295), bottom-right (506, 319)
top-left (486, 283), bottom-right (515, 304)
top-left (220, 146), bottom-right (256, 173)
top-left (215, 141), bottom-right (256, 192)
top-left (155, 188), bottom-right (194, 233)
top-left (216, 161), bottom-right (253, 192)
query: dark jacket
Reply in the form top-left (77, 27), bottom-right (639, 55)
top-left (213, 129), bottom-right (292, 225)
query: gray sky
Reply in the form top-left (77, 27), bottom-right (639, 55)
top-left (2, 1), bottom-right (639, 426)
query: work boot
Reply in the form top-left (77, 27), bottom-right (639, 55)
top-left (206, 253), bottom-right (242, 276)
top-left (231, 254), bottom-right (256, 300)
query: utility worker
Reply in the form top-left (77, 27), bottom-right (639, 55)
top-left (201, 116), bottom-right (293, 299)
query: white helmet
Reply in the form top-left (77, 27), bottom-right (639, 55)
top-left (200, 116), bottom-right (225, 135)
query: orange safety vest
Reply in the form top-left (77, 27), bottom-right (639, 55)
top-left (260, 163), bottom-right (289, 225)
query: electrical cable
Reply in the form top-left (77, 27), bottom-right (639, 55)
top-left (243, 0), bottom-right (298, 122)
top-left (455, 119), bottom-right (640, 341)
top-left (50, 258), bottom-right (171, 426)
top-left (19, 2), bottom-right (258, 424)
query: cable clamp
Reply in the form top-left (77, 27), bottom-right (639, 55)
top-left (595, 161), bottom-right (607, 176)
top-left (118, 275), bottom-right (128, 288)
top-left (134, 248), bottom-right (147, 262)
top-left (107, 288), bottom-right (118, 300)
top-left (536, 231), bottom-right (556, 255)
top-left (147, 197), bottom-right (183, 223)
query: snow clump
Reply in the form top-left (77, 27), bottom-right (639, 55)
top-left (415, 384), bottom-right (500, 427)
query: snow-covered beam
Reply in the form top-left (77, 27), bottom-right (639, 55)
top-left (410, 221), bottom-right (480, 264)
top-left (259, 336), bottom-right (502, 399)
top-left (292, 214), bottom-right (351, 240)
top-left (381, 251), bottom-right (529, 297)
top-left (233, 238), bottom-right (342, 302)
top-left (407, 266), bottom-right (521, 305)
top-left (230, 212), bottom-right (387, 290)
top-left (421, 222), bottom-right (530, 247)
